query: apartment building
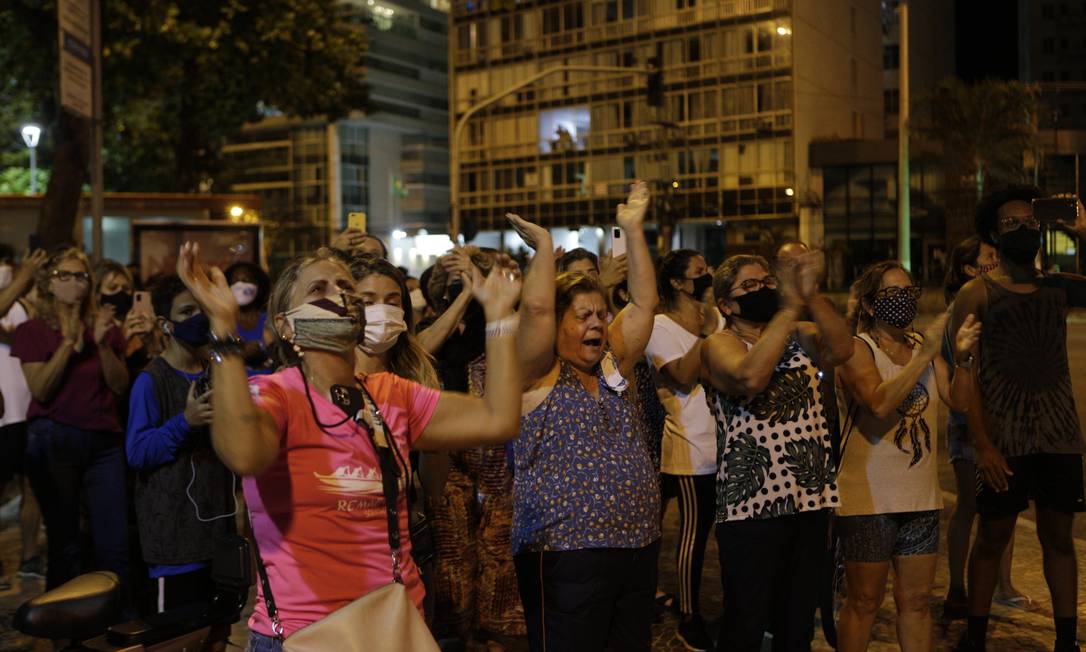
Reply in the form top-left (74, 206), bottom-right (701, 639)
top-left (449, 0), bottom-right (882, 259)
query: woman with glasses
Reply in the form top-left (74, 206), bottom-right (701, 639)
top-left (834, 261), bottom-right (978, 651)
top-left (12, 248), bottom-right (130, 589)
top-left (701, 253), bottom-right (853, 651)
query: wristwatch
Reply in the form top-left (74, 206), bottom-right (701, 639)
top-left (955, 353), bottom-right (974, 370)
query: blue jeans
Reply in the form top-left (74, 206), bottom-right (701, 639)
top-left (24, 419), bottom-right (128, 590)
top-left (246, 632), bottom-right (283, 652)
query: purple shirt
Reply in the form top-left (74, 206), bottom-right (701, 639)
top-left (12, 318), bottom-right (126, 433)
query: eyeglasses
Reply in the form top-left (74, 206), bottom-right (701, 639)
top-left (873, 285), bottom-right (922, 301)
top-left (998, 214), bottom-right (1040, 232)
top-left (51, 270), bottom-right (90, 283)
top-left (730, 275), bottom-right (778, 295)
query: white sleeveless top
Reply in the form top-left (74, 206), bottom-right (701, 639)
top-left (836, 332), bottom-right (942, 517)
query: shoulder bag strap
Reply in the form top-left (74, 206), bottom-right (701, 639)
top-left (249, 517), bottom-right (286, 638)
top-left (357, 383), bottom-right (404, 579)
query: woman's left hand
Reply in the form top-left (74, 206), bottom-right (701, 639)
top-left (94, 306), bottom-right (116, 345)
top-left (471, 255), bottom-right (521, 320)
top-left (124, 310), bottom-right (152, 339)
top-left (616, 180), bottom-right (650, 232)
top-left (955, 313), bottom-right (982, 357)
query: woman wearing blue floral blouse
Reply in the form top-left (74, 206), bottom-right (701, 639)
top-left (701, 252), bottom-right (854, 651)
top-left (504, 182), bottom-right (659, 652)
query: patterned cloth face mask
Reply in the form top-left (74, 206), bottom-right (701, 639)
top-left (283, 296), bottom-right (361, 353)
top-left (871, 286), bottom-right (920, 329)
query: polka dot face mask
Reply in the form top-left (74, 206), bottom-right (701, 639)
top-left (871, 285), bottom-right (921, 329)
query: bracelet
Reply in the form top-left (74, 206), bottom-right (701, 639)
top-left (208, 331), bottom-right (244, 364)
top-left (484, 314), bottom-right (520, 339)
top-left (955, 353), bottom-right (974, 369)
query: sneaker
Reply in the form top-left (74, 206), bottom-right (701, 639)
top-left (17, 556), bottom-right (44, 579)
top-left (676, 614), bottom-right (713, 652)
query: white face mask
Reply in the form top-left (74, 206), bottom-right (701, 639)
top-left (359, 304), bottom-right (407, 355)
top-left (409, 288), bottom-right (426, 311)
top-left (231, 281), bottom-right (259, 307)
top-left (0, 265), bottom-right (12, 290)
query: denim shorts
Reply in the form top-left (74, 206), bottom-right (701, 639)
top-left (946, 418), bottom-right (975, 464)
top-left (837, 510), bottom-right (941, 562)
top-left (245, 632), bottom-right (283, 652)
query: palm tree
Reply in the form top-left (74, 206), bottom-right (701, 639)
top-left (912, 78), bottom-right (1038, 202)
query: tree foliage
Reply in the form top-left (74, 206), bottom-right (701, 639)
top-left (912, 78), bottom-right (1038, 202)
top-left (0, 0), bottom-right (367, 246)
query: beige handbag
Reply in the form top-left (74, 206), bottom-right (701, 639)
top-left (253, 383), bottom-right (439, 652)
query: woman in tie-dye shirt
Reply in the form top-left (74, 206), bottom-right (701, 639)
top-left (505, 182), bottom-right (660, 652)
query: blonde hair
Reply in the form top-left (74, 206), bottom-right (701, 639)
top-left (36, 248), bottom-right (94, 328)
top-left (349, 256), bottom-right (440, 389)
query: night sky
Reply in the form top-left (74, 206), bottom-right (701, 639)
top-left (955, 0), bottom-right (1019, 81)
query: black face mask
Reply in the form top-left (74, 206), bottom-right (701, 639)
top-left (732, 287), bottom-right (780, 323)
top-left (998, 227), bottom-right (1041, 266)
top-left (100, 291), bottom-right (133, 317)
top-left (168, 312), bottom-right (211, 348)
top-left (689, 274), bottom-right (713, 300)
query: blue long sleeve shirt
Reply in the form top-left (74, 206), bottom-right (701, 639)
top-left (126, 366), bottom-right (209, 579)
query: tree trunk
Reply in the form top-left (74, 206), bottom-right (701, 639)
top-left (37, 111), bottom-right (90, 249)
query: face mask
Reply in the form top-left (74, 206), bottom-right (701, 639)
top-left (360, 304), bottom-right (407, 355)
top-left (689, 273), bottom-right (713, 299)
top-left (0, 265), bottom-right (12, 290)
top-left (168, 312), bottom-right (211, 347)
top-left (283, 297), bottom-right (361, 353)
top-left (409, 288), bottom-right (426, 311)
top-left (50, 278), bottom-right (88, 305)
top-left (231, 281), bottom-right (259, 307)
top-left (732, 287), bottom-right (780, 323)
top-left (975, 261), bottom-right (999, 275)
top-left (871, 291), bottom-right (919, 329)
top-left (99, 291), bottom-right (133, 317)
top-left (997, 227), bottom-right (1041, 266)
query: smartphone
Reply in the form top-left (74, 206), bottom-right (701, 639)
top-left (1032, 197), bottom-right (1078, 225)
top-left (348, 211), bottom-right (367, 232)
top-left (132, 291), bottom-right (154, 321)
top-left (611, 226), bottom-right (626, 257)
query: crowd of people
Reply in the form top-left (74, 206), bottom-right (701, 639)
top-left (0, 182), bottom-right (1083, 652)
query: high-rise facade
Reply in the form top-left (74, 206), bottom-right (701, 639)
top-left (449, 0), bottom-right (882, 260)
top-left (220, 0), bottom-right (450, 272)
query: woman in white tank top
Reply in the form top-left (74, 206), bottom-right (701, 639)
top-left (835, 261), bottom-right (980, 652)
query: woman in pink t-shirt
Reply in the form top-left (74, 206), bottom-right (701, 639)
top-left (176, 244), bottom-right (523, 650)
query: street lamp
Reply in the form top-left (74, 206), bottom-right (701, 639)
top-left (21, 124), bottom-right (42, 195)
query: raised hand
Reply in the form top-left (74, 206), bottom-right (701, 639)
top-left (955, 313), bottom-right (982, 357)
top-left (616, 180), bottom-right (650, 232)
top-left (177, 242), bottom-right (240, 335)
top-left (330, 227), bottom-right (366, 252)
top-left (13, 249), bottom-right (46, 290)
top-left (124, 310), bottom-right (153, 339)
top-left (505, 213), bottom-right (551, 252)
top-left (470, 254), bottom-right (521, 321)
top-left (94, 305), bottom-right (115, 345)
top-left (792, 251), bottom-right (825, 303)
top-left (183, 382), bottom-right (215, 427)
top-left (599, 251), bottom-right (628, 290)
top-left (918, 311), bottom-right (950, 360)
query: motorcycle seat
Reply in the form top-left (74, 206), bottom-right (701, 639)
top-left (13, 571), bottom-right (122, 640)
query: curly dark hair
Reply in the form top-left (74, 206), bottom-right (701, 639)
top-left (974, 185), bottom-right (1043, 245)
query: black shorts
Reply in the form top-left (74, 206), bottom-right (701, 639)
top-left (0, 422), bottom-right (28, 485)
top-left (977, 453), bottom-right (1086, 520)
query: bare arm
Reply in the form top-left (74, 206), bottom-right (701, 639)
top-left (416, 260), bottom-right (523, 450)
top-left (21, 344), bottom-right (77, 404)
top-left (92, 308), bottom-right (129, 395)
top-left (506, 214), bottom-right (556, 386)
top-left (417, 288), bottom-right (472, 355)
top-left (659, 339), bottom-right (705, 388)
top-left (177, 242), bottom-right (281, 476)
top-left (0, 250), bottom-right (45, 320)
top-left (805, 295), bottom-right (854, 367)
top-left (608, 182), bottom-right (658, 379)
top-left (701, 306), bottom-right (802, 397)
top-left (839, 335), bottom-right (937, 421)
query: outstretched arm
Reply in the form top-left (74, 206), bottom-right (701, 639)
top-left (607, 181), bottom-right (658, 379)
top-left (506, 213), bottom-right (556, 386)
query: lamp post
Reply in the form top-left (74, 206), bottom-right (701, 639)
top-left (20, 124), bottom-right (42, 195)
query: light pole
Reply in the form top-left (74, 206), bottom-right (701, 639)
top-left (20, 124), bottom-right (42, 195)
